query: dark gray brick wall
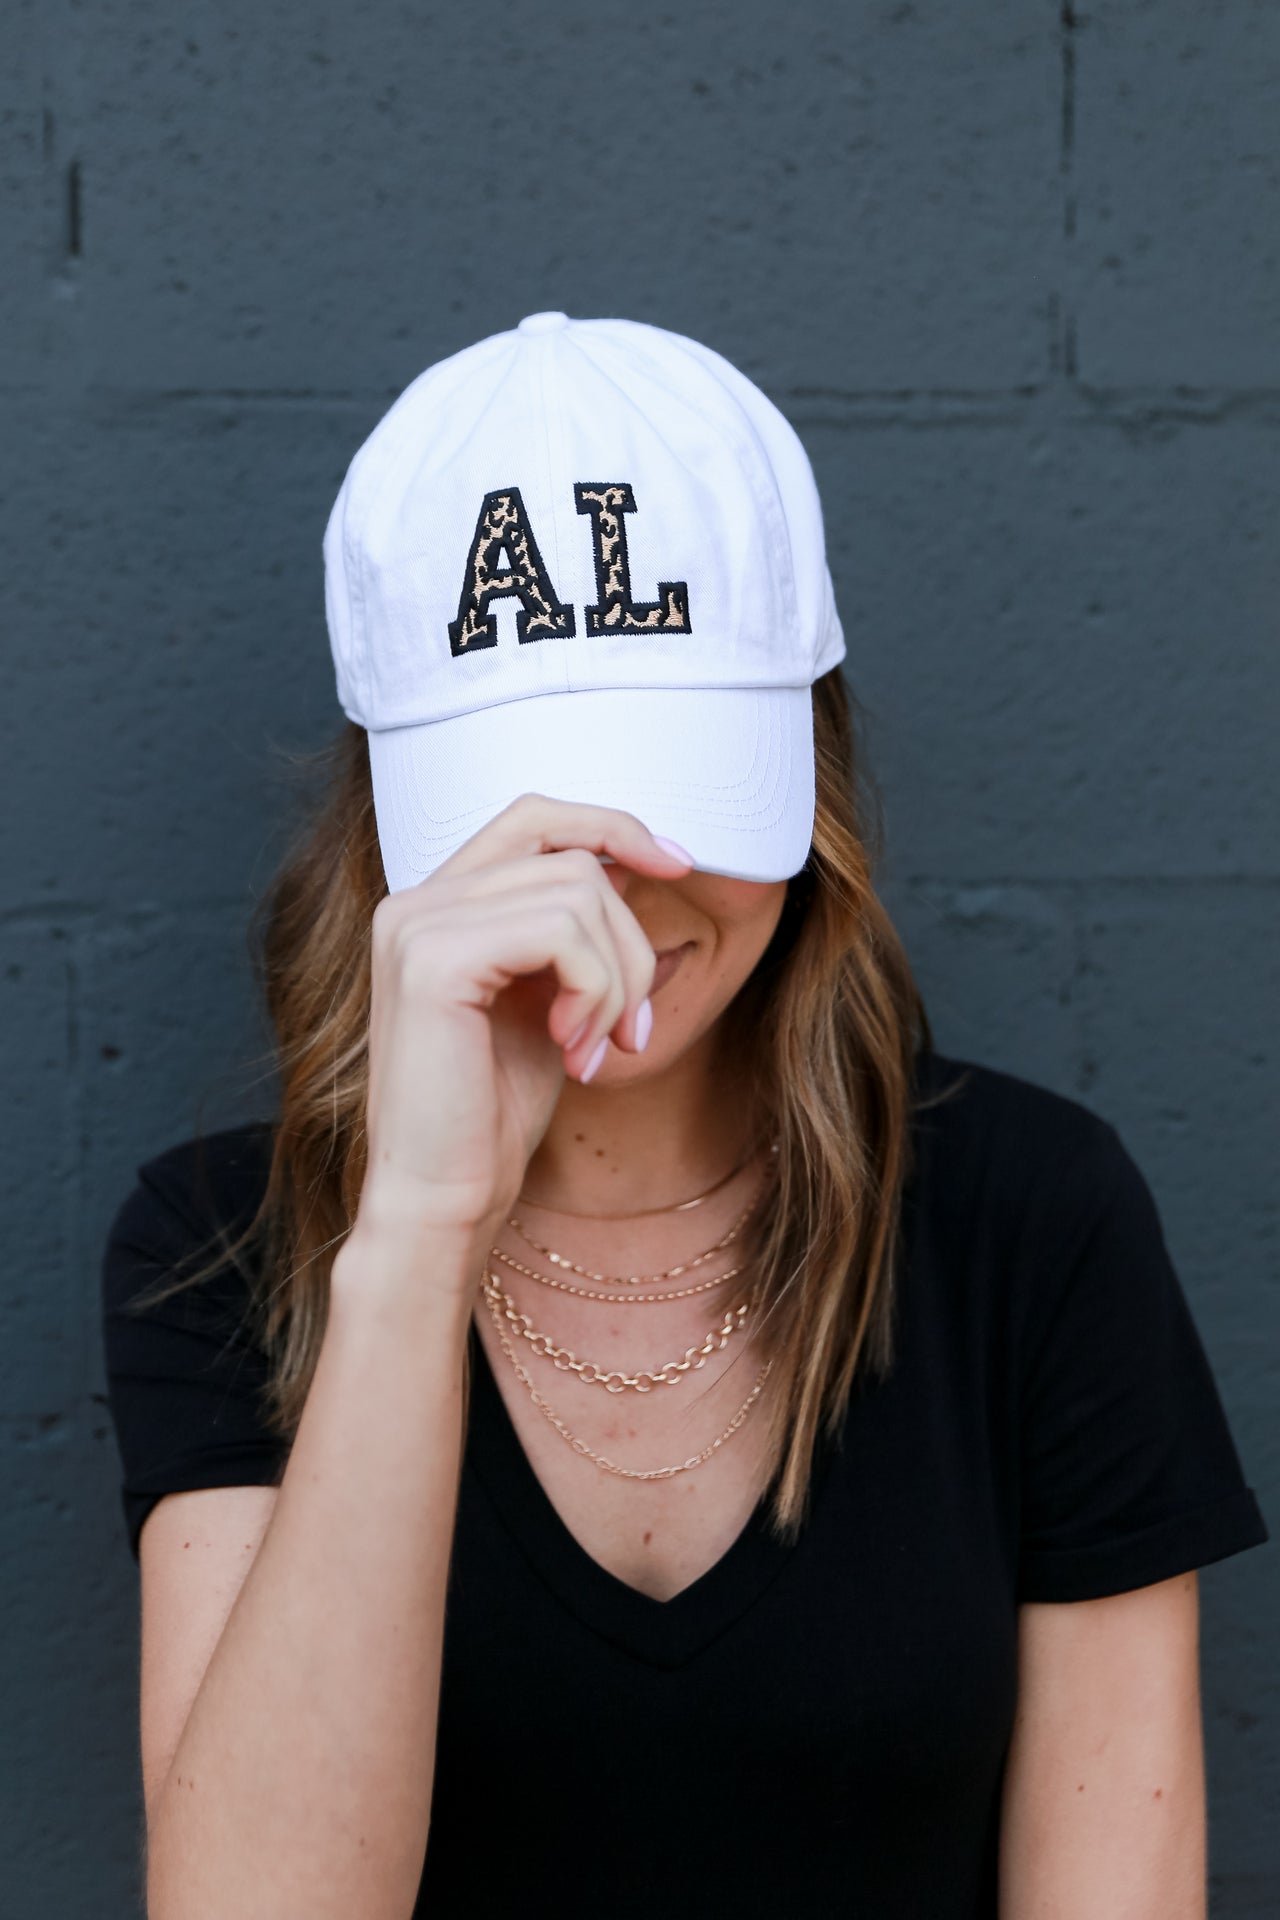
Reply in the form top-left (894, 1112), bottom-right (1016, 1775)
top-left (1, 3), bottom-right (1275, 1914)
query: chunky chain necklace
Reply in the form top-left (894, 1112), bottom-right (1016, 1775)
top-left (482, 1271), bottom-right (773, 1481)
top-left (481, 1267), bottom-right (752, 1393)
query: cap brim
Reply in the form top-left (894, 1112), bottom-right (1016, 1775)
top-left (367, 684), bottom-right (815, 892)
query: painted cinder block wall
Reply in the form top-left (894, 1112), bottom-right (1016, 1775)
top-left (1, 3), bottom-right (1275, 1913)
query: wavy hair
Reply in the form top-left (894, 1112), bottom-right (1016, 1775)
top-left (146, 667), bottom-right (956, 1541)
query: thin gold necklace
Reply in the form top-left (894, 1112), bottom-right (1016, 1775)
top-left (482, 1273), bottom-right (773, 1481)
top-left (515, 1138), bottom-right (777, 1220)
top-left (488, 1242), bottom-right (745, 1303)
top-left (505, 1181), bottom-right (764, 1287)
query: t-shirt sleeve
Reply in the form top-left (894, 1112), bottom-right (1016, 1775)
top-left (1015, 1118), bottom-right (1268, 1603)
top-left (100, 1129), bottom-right (290, 1561)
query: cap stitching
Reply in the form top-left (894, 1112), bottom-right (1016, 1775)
top-left (378, 692), bottom-right (796, 846)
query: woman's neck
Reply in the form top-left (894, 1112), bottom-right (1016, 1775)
top-left (520, 1020), bottom-right (759, 1218)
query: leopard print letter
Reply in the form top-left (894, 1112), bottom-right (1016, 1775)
top-left (448, 488), bottom-right (576, 656)
top-left (573, 483), bottom-right (692, 637)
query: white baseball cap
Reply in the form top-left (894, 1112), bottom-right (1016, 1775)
top-left (323, 311), bottom-right (846, 891)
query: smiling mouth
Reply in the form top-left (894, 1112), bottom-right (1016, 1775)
top-left (651, 941), bottom-right (694, 995)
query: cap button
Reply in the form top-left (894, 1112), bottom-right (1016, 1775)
top-left (518, 310), bottom-right (570, 335)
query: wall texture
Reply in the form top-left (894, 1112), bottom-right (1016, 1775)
top-left (1, 2), bottom-right (1276, 1913)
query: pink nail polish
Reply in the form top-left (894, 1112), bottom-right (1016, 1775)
top-left (579, 1035), bottom-right (609, 1084)
top-left (653, 835), bottom-right (694, 865)
top-left (634, 997), bottom-right (653, 1052)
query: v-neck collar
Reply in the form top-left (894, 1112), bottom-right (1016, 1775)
top-left (463, 1320), bottom-right (844, 1671)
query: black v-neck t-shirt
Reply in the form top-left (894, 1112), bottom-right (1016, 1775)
top-left (100, 1049), bottom-right (1268, 1917)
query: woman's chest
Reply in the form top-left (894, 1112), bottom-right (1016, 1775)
top-left (456, 1289), bottom-right (1020, 1673)
top-left (472, 1311), bottom-right (780, 1603)
top-left (425, 1345), bottom-right (1021, 1918)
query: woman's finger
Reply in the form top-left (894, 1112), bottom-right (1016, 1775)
top-left (428, 848), bottom-right (658, 1057)
top-left (547, 861), bottom-right (658, 1064)
top-left (399, 896), bottom-right (628, 1084)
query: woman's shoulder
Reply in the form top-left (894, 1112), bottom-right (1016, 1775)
top-left (909, 1044), bottom-right (1129, 1218)
top-left (903, 1044), bottom-right (1169, 1350)
top-left (100, 1119), bottom-right (286, 1561)
top-left (904, 1053), bottom-right (1271, 1599)
top-left (130, 1116), bottom-right (277, 1221)
top-left (112, 1116), bottom-right (276, 1232)
top-left (102, 1118), bottom-right (278, 1321)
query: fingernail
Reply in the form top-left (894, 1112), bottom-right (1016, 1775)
top-left (564, 1015), bottom-right (591, 1050)
top-left (579, 1035), bottom-right (609, 1084)
top-left (634, 996), bottom-right (653, 1052)
top-left (653, 835), bottom-right (694, 865)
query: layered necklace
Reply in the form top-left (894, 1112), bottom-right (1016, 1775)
top-left (481, 1142), bottom-right (778, 1482)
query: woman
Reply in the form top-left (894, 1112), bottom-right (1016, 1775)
top-left (103, 313), bottom-right (1267, 1919)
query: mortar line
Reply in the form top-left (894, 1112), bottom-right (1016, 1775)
top-left (1060, 2), bottom-right (1079, 382)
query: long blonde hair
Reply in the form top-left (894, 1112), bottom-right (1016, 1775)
top-left (148, 667), bottom-right (955, 1540)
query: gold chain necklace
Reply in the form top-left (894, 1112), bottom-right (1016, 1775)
top-left (515, 1140), bottom-right (774, 1219)
top-left (481, 1268), bottom-right (751, 1393)
top-left (505, 1185), bottom-right (762, 1287)
top-left (482, 1273), bottom-right (773, 1481)
top-left (488, 1242), bottom-right (745, 1303)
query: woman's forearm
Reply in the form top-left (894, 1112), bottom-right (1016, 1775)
top-left (145, 1222), bottom-right (480, 1920)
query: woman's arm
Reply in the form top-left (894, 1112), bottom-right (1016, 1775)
top-left (142, 1225), bottom-right (477, 1920)
top-left (999, 1572), bottom-right (1206, 1918)
top-left (136, 796), bottom-right (673, 1918)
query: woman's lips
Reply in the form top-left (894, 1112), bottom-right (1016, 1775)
top-left (651, 941), bottom-right (694, 995)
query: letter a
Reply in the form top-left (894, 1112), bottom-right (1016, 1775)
top-left (448, 488), bottom-right (576, 656)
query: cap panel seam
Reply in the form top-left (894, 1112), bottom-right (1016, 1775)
top-left (533, 335), bottom-right (572, 697)
top-left (571, 330), bottom-right (794, 611)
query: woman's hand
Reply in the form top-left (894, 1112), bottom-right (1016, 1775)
top-left (355, 794), bottom-right (691, 1282)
